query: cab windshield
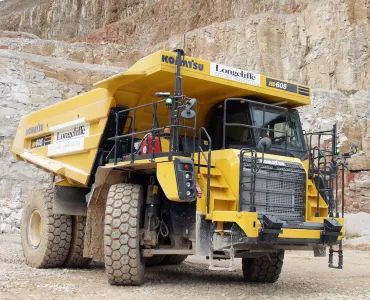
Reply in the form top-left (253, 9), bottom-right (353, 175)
top-left (206, 100), bottom-right (306, 159)
top-left (250, 105), bottom-right (304, 152)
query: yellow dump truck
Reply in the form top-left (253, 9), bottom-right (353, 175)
top-left (12, 49), bottom-right (345, 285)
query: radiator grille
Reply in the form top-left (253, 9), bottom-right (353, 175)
top-left (240, 158), bottom-right (306, 221)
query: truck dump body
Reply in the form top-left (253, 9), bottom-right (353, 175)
top-left (11, 50), bottom-right (310, 186)
top-left (96, 50), bottom-right (310, 135)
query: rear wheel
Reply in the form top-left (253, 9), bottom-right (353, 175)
top-left (64, 216), bottom-right (92, 268)
top-left (242, 251), bottom-right (284, 283)
top-left (161, 255), bottom-right (188, 265)
top-left (21, 187), bottom-right (72, 268)
top-left (104, 183), bottom-right (145, 286)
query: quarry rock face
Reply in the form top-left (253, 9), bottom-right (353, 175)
top-left (0, 0), bottom-right (369, 231)
top-left (0, 37), bottom-right (124, 233)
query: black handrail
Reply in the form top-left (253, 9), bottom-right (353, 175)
top-left (335, 162), bottom-right (346, 218)
top-left (306, 124), bottom-right (348, 219)
top-left (108, 124), bottom-right (195, 141)
top-left (306, 125), bottom-right (337, 177)
top-left (312, 146), bottom-right (329, 217)
top-left (109, 97), bottom-right (196, 165)
top-left (114, 112), bottom-right (119, 165)
top-left (239, 148), bottom-right (258, 212)
top-left (197, 127), bottom-right (212, 214)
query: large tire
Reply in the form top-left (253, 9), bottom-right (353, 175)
top-left (145, 255), bottom-right (166, 266)
top-left (242, 250), bottom-right (284, 283)
top-left (21, 187), bottom-right (72, 268)
top-left (161, 255), bottom-right (188, 265)
top-left (104, 183), bottom-right (145, 286)
top-left (64, 216), bottom-right (92, 268)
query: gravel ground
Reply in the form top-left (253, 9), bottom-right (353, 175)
top-left (0, 234), bottom-right (369, 300)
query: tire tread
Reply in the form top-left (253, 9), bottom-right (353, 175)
top-left (64, 216), bottom-right (92, 268)
top-left (242, 251), bottom-right (284, 283)
top-left (104, 183), bottom-right (144, 286)
top-left (21, 187), bottom-right (72, 268)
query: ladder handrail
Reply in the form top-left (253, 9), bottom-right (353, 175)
top-left (109, 97), bottom-right (196, 164)
top-left (239, 148), bottom-right (259, 212)
top-left (197, 127), bottom-right (212, 215)
top-left (306, 124), bottom-right (347, 219)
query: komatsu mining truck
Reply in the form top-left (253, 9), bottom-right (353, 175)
top-left (12, 49), bottom-right (346, 286)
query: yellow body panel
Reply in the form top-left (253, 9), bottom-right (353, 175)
top-left (55, 179), bottom-right (86, 188)
top-left (12, 88), bottom-right (114, 186)
top-left (157, 161), bottom-right (180, 201)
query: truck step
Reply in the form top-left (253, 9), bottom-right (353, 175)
top-left (209, 177), bottom-right (229, 189)
top-left (209, 265), bottom-right (235, 272)
top-left (308, 198), bottom-right (327, 208)
top-left (213, 197), bottom-right (236, 202)
top-left (210, 184), bottom-right (229, 189)
top-left (199, 167), bottom-right (222, 177)
top-left (308, 181), bottom-right (315, 187)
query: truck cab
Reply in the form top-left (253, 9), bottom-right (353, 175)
top-left (206, 99), bottom-right (306, 159)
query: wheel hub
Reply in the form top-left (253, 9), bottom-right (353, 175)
top-left (28, 210), bottom-right (42, 248)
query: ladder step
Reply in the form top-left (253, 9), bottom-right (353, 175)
top-left (199, 167), bottom-right (222, 176)
top-left (308, 199), bottom-right (327, 208)
top-left (210, 180), bottom-right (229, 188)
top-left (209, 265), bottom-right (235, 272)
top-left (214, 197), bottom-right (236, 202)
top-left (207, 176), bottom-right (229, 189)
top-left (210, 184), bottom-right (229, 189)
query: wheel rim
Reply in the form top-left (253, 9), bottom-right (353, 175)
top-left (28, 210), bottom-right (42, 248)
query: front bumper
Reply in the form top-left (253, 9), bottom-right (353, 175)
top-left (210, 211), bottom-right (344, 248)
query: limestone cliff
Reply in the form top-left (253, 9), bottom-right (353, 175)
top-left (0, 0), bottom-right (369, 233)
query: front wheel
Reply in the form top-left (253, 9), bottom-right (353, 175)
top-left (104, 183), bottom-right (145, 286)
top-left (242, 250), bottom-right (284, 283)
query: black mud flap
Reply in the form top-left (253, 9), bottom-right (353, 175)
top-left (258, 215), bottom-right (283, 243)
top-left (53, 186), bottom-right (90, 216)
top-left (321, 218), bottom-right (342, 245)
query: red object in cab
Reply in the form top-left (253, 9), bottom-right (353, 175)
top-left (141, 134), bottom-right (161, 155)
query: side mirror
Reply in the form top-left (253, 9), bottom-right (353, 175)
top-left (185, 98), bottom-right (196, 109)
top-left (180, 98), bottom-right (196, 119)
top-left (257, 137), bottom-right (272, 153)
